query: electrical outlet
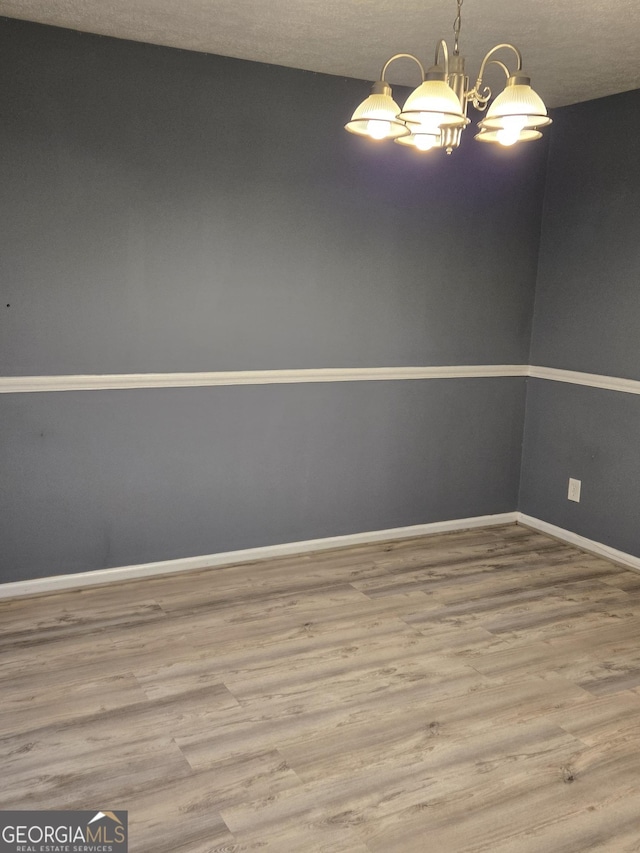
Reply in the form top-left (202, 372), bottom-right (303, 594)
top-left (568, 478), bottom-right (581, 503)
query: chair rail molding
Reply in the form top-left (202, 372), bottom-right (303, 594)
top-left (0, 365), bottom-right (528, 393)
top-left (2, 365), bottom-right (640, 393)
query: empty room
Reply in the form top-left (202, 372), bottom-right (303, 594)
top-left (1, 0), bottom-right (640, 850)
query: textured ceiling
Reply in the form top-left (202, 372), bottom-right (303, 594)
top-left (1, 0), bottom-right (639, 108)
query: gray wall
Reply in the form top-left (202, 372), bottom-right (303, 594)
top-left (530, 90), bottom-right (640, 379)
top-left (0, 19), bottom-right (546, 582)
top-left (521, 89), bottom-right (640, 556)
top-left (1, 380), bottom-right (525, 582)
top-left (520, 379), bottom-right (640, 556)
top-left (0, 20), bottom-right (546, 375)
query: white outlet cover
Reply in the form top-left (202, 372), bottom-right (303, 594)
top-left (568, 478), bottom-right (581, 502)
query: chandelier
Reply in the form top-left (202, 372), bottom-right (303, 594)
top-left (345, 0), bottom-right (551, 154)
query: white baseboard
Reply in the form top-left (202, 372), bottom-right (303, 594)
top-left (5, 511), bottom-right (639, 601)
top-left (0, 512), bottom-right (517, 600)
top-left (517, 513), bottom-right (640, 573)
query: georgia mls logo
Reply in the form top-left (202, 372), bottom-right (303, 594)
top-left (88, 811), bottom-right (124, 830)
top-left (0, 810), bottom-right (128, 853)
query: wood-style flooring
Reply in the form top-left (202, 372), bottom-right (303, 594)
top-left (3, 523), bottom-right (640, 852)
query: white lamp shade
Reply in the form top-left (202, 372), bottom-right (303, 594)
top-left (398, 80), bottom-right (467, 128)
top-left (345, 93), bottom-right (409, 139)
top-left (479, 82), bottom-right (551, 131)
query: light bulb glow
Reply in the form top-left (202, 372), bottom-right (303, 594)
top-left (414, 134), bottom-right (437, 151)
top-left (409, 112), bottom-right (446, 134)
top-left (422, 112), bottom-right (445, 132)
top-left (367, 120), bottom-right (392, 139)
top-left (496, 115), bottom-right (528, 146)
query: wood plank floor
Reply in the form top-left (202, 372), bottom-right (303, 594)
top-left (3, 523), bottom-right (640, 852)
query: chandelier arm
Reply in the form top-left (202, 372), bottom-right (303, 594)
top-left (466, 44), bottom-right (522, 109)
top-left (486, 59), bottom-right (511, 80)
top-left (474, 43), bottom-right (522, 90)
top-left (434, 38), bottom-right (450, 74)
top-left (380, 53), bottom-right (426, 83)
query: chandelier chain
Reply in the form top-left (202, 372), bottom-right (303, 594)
top-left (453, 0), bottom-right (463, 55)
